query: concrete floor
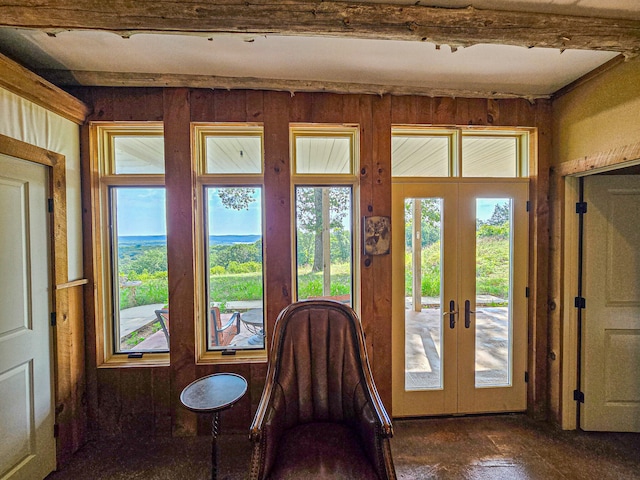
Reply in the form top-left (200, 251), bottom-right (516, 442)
top-left (46, 415), bottom-right (640, 480)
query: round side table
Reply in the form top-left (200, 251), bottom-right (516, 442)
top-left (180, 373), bottom-right (248, 480)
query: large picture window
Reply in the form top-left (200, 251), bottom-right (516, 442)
top-left (94, 124), bottom-right (168, 361)
top-left (291, 126), bottom-right (359, 309)
top-left (194, 125), bottom-right (265, 361)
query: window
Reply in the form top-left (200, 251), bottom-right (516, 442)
top-left (94, 124), bottom-right (168, 362)
top-left (194, 124), bottom-right (265, 361)
top-left (291, 126), bottom-right (359, 309)
top-left (392, 127), bottom-right (529, 178)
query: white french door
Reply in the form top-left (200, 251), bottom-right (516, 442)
top-left (392, 180), bottom-right (529, 416)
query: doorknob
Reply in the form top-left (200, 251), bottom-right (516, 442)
top-left (442, 300), bottom-right (458, 329)
top-left (464, 299), bottom-right (475, 328)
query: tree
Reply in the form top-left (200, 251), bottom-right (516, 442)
top-left (485, 202), bottom-right (510, 226)
top-left (404, 198), bottom-right (441, 247)
top-left (217, 187), bottom-right (256, 210)
top-left (296, 187), bottom-right (350, 272)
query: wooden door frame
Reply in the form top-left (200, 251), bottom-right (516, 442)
top-left (550, 142), bottom-right (640, 429)
top-left (0, 133), bottom-right (87, 467)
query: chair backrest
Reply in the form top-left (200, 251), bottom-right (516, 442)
top-left (267, 300), bottom-right (377, 428)
top-left (154, 309), bottom-right (169, 346)
top-left (210, 306), bottom-right (240, 347)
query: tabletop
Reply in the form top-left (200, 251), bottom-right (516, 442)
top-left (180, 373), bottom-right (247, 413)
top-left (241, 308), bottom-right (264, 326)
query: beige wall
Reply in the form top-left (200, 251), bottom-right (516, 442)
top-left (0, 87), bottom-right (83, 279)
top-left (552, 57), bottom-right (640, 166)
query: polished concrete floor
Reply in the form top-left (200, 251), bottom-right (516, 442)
top-left (45, 414), bottom-right (640, 480)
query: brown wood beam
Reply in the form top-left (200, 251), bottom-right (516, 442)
top-left (39, 69), bottom-right (548, 100)
top-left (0, 1), bottom-right (639, 55)
top-left (0, 53), bottom-right (90, 124)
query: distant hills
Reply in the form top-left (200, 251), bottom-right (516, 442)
top-left (119, 235), bottom-right (261, 245)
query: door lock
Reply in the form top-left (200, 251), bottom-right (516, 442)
top-left (443, 300), bottom-right (458, 329)
top-left (464, 299), bottom-right (475, 328)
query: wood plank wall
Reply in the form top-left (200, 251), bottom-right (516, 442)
top-left (73, 87), bottom-right (551, 437)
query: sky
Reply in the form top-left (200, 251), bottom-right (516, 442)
top-left (116, 188), bottom-right (505, 236)
top-left (116, 187), bottom-right (262, 236)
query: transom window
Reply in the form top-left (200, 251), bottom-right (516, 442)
top-left (194, 124), bottom-right (266, 362)
top-left (392, 128), bottom-right (529, 178)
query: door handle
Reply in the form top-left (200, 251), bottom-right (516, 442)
top-left (464, 299), bottom-right (475, 328)
top-left (442, 300), bottom-right (458, 329)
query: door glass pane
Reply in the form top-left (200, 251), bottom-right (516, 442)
top-left (392, 135), bottom-right (450, 177)
top-left (475, 198), bottom-right (512, 387)
top-left (295, 186), bottom-right (353, 306)
top-left (462, 136), bottom-right (517, 177)
top-left (112, 187), bottom-right (169, 353)
top-left (404, 198), bottom-right (443, 390)
top-left (205, 187), bottom-right (264, 350)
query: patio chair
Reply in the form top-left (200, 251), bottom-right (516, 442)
top-left (154, 309), bottom-right (170, 347)
top-left (211, 306), bottom-right (241, 347)
top-left (249, 299), bottom-right (396, 480)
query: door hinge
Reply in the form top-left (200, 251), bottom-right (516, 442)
top-left (525, 287), bottom-right (530, 298)
top-left (573, 390), bottom-right (585, 403)
top-left (53, 423), bottom-right (59, 438)
top-left (47, 198), bottom-right (54, 213)
top-left (524, 372), bottom-right (529, 383)
top-left (576, 202), bottom-right (588, 214)
top-left (50, 312), bottom-right (56, 326)
top-left (526, 201), bottom-right (531, 212)
top-left (574, 297), bottom-right (586, 309)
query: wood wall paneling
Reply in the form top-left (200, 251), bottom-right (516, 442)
top-left (164, 88), bottom-right (198, 436)
top-left (80, 90), bottom-right (550, 438)
top-left (370, 95), bottom-right (393, 409)
top-left (263, 91), bottom-right (293, 337)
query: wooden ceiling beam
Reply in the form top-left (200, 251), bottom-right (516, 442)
top-left (1, 1), bottom-right (639, 56)
top-left (39, 68), bottom-right (548, 100)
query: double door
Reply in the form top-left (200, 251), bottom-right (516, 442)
top-left (392, 180), bottom-right (528, 416)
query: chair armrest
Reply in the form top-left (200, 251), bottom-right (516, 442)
top-left (351, 383), bottom-right (397, 480)
top-left (220, 311), bottom-right (240, 332)
top-left (249, 384), bottom-right (287, 480)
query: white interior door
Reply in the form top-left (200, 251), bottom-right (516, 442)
top-left (0, 154), bottom-right (56, 479)
top-left (392, 180), bottom-right (528, 416)
top-left (581, 175), bottom-right (640, 432)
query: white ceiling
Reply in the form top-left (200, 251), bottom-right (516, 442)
top-left (0, 0), bottom-right (638, 98)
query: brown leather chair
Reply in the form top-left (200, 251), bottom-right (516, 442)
top-left (249, 300), bottom-right (396, 479)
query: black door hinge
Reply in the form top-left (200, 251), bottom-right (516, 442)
top-left (524, 372), bottom-right (529, 383)
top-left (50, 312), bottom-right (56, 326)
top-left (526, 201), bottom-right (531, 212)
top-left (48, 198), bottom-right (54, 213)
top-left (576, 202), bottom-right (588, 214)
top-left (525, 287), bottom-right (530, 298)
top-left (573, 390), bottom-right (585, 403)
top-left (53, 423), bottom-right (59, 437)
top-left (574, 297), bottom-right (586, 309)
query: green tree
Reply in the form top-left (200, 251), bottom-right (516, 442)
top-left (217, 187), bottom-right (256, 210)
top-left (296, 187), bottom-right (350, 272)
top-left (404, 198), bottom-right (442, 248)
top-left (126, 247), bottom-right (168, 275)
top-left (485, 202), bottom-right (510, 226)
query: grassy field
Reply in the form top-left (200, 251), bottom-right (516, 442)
top-left (119, 236), bottom-right (509, 311)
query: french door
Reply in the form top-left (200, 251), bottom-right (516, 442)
top-left (392, 180), bottom-right (529, 416)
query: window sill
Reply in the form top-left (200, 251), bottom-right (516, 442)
top-left (98, 352), bottom-right (170, 368)
top-left (196, 349), bottom-right (267, 365)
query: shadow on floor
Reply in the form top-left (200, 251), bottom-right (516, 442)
top-left (46, 415), bottom-right (640, 480)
